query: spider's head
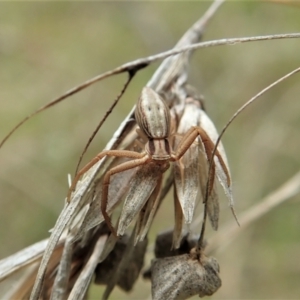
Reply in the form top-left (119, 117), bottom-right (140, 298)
top-left (145, 138), bottom-right (172, 161)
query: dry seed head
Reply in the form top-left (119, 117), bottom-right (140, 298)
top-left (94, 235), bottom-right (148, 291)
top-left (151, 248), bottom-right (221, 300)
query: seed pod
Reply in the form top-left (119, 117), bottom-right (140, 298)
top-left (151, 248), bottom-right (221, 300)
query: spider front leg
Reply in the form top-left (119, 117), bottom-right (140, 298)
top-left (67, 150), bottom-right (147, 202)
top-left (101, 155), bottom-right (149, 236)
top-left (172, 126), bottom-right (230, 194)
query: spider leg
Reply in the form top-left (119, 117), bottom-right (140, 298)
top-left (172, 126), bottom-right (230, 194)
top-left (193, 127), bottom-right (230, 187)
top-left (101, 155), bottom-right (149, 236)
top-left (67, 149), bottom-right (146, 202)
top-left (171, 127), bottom-right (200, 161)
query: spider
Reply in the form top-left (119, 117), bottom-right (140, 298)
top-left (67, 86), bottom-right (230, 237)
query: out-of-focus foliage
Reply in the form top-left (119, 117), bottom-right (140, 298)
top-left (0, 2), bottom-right (299, 299)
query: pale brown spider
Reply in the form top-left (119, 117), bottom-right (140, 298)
top-left (67, 86), bottom-right (230, 236)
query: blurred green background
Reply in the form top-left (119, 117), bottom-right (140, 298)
top-left (0, 1), bottom-right (300, 299)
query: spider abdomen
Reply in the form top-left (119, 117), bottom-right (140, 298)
top-left (135, 87), bottom-right (171, 139)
